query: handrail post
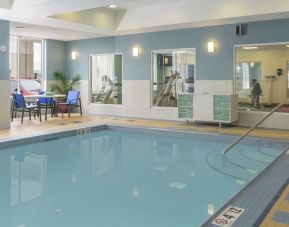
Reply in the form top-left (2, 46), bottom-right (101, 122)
top-left (223, 103), bottom-right (284, 154)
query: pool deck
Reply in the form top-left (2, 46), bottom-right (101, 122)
top-left (260, 184), bottom-right (289, 227)
top-left (1, 114), bottom-right (289, 226)
top-left (1, 114), bottom-right (289, 141)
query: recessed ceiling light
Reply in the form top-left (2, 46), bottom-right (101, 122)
top-left (109, 4), bottom-right (118, 8)
top-left (15, 26), bottom-right (25, 30)
top-left (286, 44), bottom-right (289, 48)
top-left (242, 46), bottom-right (259, 50)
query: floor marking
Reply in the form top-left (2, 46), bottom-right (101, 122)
top-left (245, 168), bottom-right (258, 175)
top-left (235, 179), bottom-right (247, 185)
top-left (154, 166), bottom-right (167, 171)
top-left (212, 205), bottom-right (245, 227)
top-left (189, 171), bottom-right (196, 177)
top-left (168, 182), bottom-right (187, 189)
top-left (77, 128), bottom-right (91, 135)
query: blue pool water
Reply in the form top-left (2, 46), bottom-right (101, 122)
top-left (0, 129), bottom-right (285, 227)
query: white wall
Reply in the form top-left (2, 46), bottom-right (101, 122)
top-left (78, 80), bottom-right (178, 120)
top-left (0, 81), bottom-right (11, 129)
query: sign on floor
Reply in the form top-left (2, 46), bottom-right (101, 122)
top-left (212, 205), bottom-right (245, 227)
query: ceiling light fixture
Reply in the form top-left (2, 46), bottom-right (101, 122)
top-left (286, 45), bottom-right (289, 48)
top-left (242, 46), bottom-right (259, 50)
top-left (109, 4), bottom-right (118, 8)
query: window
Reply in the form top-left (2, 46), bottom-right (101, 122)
top-left (151, 48), bottom-right (196, 107)
top-left (236, 62), bottom-right (262, 101)
top-left (10, 36), bottom-right (44, 95)
top-left (90, 53), bottom-right (122, 104)
top-left (235, 44), bottom-right (289, 111)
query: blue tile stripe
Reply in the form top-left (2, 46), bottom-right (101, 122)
top-left (272, 211), bottom-right (289, 224)
top-left (0, 124), bottom-right (288, 152)
top-left (107, 125), bottom-right (289, 149)
top-left (0, 125), bottom-right (106, 150)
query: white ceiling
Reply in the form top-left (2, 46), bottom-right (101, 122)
top-left (1, 0), bottom-right (289, 41)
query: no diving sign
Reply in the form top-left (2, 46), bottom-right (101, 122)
top-left (212, 206), bottom-right (245, 227)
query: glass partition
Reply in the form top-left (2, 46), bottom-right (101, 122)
top-left (235, 44), bottom-right (289, 111)
top-left (287, 62), bottom-right (289, 99)
top-left (151, 48), bottom-right (196, 107)
top-left (90, 53), bottom-right (122, 104)
top-left (10, 36), bottom-right (43, 94)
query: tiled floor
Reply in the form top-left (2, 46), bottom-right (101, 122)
top-left (1, 114), bottom-right (289, 141)
top-left (260, 184), bottom-right (289, 226)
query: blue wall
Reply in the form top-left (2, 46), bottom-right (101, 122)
top-left (65, 37), bottom-right (115, 80)
top-left (46, 39), bottom-right (66, 80)
top-left (0, 20), bottom-right (10, 80)
top-left (65, 18), bottom-right (289, 81)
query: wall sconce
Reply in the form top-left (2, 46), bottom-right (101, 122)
top-left (71, 51), bottom-right (79, 60)
top-left (133, 47), bottom-right (139, 57)
top-left (207, 42), bottom-right (215, 53)
top-left (164, 57), bottom-right (169, 65)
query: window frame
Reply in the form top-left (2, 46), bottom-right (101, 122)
top-left (10, 36), bottom-right (46, 94)
top-left (233, 42), bottom-right (289, 110)
top-left (88, 52), bottom-right (124, 106)
top-left (150, 47), bottom-right (197, 109)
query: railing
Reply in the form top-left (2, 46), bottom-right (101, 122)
top-left (223, 103), bottom-right (285, 154)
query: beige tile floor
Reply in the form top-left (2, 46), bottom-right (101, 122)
top-left (260, 185), bottom-right (289, 227)
top-left (1, 114), bottom-right (289, 141)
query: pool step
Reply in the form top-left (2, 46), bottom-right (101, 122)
top-left (206, 151), bottom-right (256, 182)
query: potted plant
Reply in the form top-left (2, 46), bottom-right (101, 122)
top-left (50, 71), bottom-right (81, 113)
top-left (50, 71), bottom-right (81, 95)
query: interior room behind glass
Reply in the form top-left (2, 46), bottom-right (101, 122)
top-left (10, 37), bottom-right (43, 94)
top-left (90, 54), bottom-right (122, 105)
top-left (152, 48), bottom-right (196, 107)
top-left (235, 44), bottom-right (289, 111)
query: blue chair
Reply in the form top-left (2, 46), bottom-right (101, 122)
top-left (57, 91), bottom-right (82, 118)
top-left (11, 94), bottom-right (41, 124)
top-left (38, 91), bottom-right (55, 120)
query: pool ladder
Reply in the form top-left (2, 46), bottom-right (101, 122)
top-left (223, 103), bottom-right (285, 155)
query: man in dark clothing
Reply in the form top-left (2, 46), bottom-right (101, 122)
top-left (250, 79), bottom-right (262, 108)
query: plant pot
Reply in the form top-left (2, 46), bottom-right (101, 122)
top-left (58, 104), bottom-right (68, 113)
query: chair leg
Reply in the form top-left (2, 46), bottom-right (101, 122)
top-left (11, 106), bottom-right (15, 122)
top-left (39, 108), bottom-right (42, 122)
top-left (29, 109), bottom-right (31, 120)
top-left (79, 98), bottom-right (82, 116)
top-left (50, 107), bottom-right (53, 117)
top-left (21, 109), bottom-right (24, 124)
top-left (45, 106), bottom-right (48, 121)
top-left (68, 107), bottom-right (71, 118)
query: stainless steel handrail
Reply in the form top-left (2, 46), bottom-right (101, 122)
top-left (223, 103), bottom-right (284, 154)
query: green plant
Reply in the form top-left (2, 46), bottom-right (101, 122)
top-left (50, 71), bottom-right (81, 95)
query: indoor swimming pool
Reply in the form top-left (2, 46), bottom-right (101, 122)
top-left (0, 126), bottom-right (288, 227)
